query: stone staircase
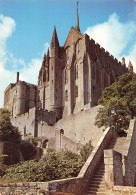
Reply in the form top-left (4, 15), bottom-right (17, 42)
top-left (85, 137), bottom-right (117, 195)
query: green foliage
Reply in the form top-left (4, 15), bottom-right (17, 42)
top-left (95, 73), bottom-right (136, 134)
top-left (0, 108), bottom-right (21, 143)
top-left (20, 141), bottom-right (37, 161)
top-left (80, 140), bottom-right (94, 162)
top-left (3, 141), bottom-right (20, 165)
top-left (0, 155), bottom-right (8, 176)
top-left (3, 150), bottom-right (84, 182)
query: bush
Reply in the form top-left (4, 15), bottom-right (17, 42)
top-left (2, 150), bottom-right (84, 182)
top-left (80, 140), bottom-right (94, 162)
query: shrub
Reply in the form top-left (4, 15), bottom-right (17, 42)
top-left (80, 140), bottom-right (94, 162)
top-left (3, 150), bottom-right (84, 182)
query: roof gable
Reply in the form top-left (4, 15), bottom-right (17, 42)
top-left (64, 26), bottom-right (83, 49)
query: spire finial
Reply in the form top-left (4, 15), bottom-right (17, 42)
top-left (75, 0), bottom-right (80, 32)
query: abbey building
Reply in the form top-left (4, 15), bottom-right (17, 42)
top-left (4, 6), bottom-right (133, 150)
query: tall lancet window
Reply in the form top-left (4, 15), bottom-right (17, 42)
top-left (75, 64), bottom-right (78, 79)
top-left (78, 41), bottom-right (80, 53)
top-left (67, 47), bottom-right (69, 59)
top-left (65, 69), bottom-right (68, 84)
top-left (65, 90), bottom-right (68, 101)
top-left (75, 85), bottom-right (78, 98)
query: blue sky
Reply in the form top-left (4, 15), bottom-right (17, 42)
top-left (0, 0), bottom-right (136, 107)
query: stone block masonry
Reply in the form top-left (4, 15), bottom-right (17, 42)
top-left (3, 17), bottom-right (132, 153)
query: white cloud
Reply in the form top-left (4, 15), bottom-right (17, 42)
top-left (0, 14), bottom-right (16, 66)
top-left (85, 13), bottom-right (136, 72)
top-left (0, 14), bottom-right (48, 108)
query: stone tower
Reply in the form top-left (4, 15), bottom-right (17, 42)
top-left (49, 26), bottom-right (63, 119)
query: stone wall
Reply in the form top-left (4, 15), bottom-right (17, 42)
top-left (37, 106), bottom-right (104, 152)
top-left (54, 105), bottom-right (104, 147)
top-left (113, 186), bottom-right (136, 194)
top-left (11, 107), bottom-right (36, 138)
top-left (104, 149), bottom-right (124, 190)
top-left (104, 119), bottom-right (136, 193)
top-left (0, 182), bottom-right (49, 195)
top-left (0, 181), bottom-right (77, 195)
top-left (123, 120), bottom-right (136, 186)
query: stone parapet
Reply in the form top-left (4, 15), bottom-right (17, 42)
top-left (104, 149), bottom-right (123, 190)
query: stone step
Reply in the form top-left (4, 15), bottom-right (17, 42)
top-left (96, 170), bottom-right (105, 173)
top-left (86, 192), bottom-right (106, 195)
top-left (88, 186), bottom-right (105, 190)
top-left (92, 178), bottom-right (105, 183)
top-left (91, 180), bottom-right (105, 185)
top-left (88, 183), bottom-right (105, 188)
top-left (86, 193), bottom-right (106, 195)
top-left (87, 188), bottom-right (105, 192)
top-left (94, 175), bottom-right (105, 179)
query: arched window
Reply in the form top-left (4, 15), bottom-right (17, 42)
top-left (65, 90), bottom-right (68, 101)
top-left (42, 139), bottom-right (48, 149)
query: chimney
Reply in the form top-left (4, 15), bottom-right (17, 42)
top-left (16, 72), bottom-right (19, 83)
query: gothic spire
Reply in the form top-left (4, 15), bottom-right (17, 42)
top-left (51, 26), bottom-right (59, 46)
top-left (75, 0), bottom-right (80, 32)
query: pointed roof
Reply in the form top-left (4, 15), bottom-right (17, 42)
top-left (64, 26), bottom-right (82, 49)
top-left (128, 60), bottom-right (133, 72)
top-left (51, 26), bottom-right (59, 45)
top-left (128, 60), bottom-right (133, 67)
top-left (75, 0), bottom-right (80, 32)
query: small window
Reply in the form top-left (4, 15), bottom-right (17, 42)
top-left (65, 69), bottom-right (68, 84)
top-left (67, 47), bottom-right (69, 59)
top-left (76, 65), bottom-right (78, 79)
top-left (75, 65), bottom-right (78, 80)
top-left (75, 85), bottom-right (78, 97)
top-left (65, 90), bottom-right (68, 101)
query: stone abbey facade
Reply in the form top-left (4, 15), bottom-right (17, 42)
top-left (4, 5), bottom-right (133, 150)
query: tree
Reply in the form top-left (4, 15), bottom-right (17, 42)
top-left (95, 73), bottom-right (136, 134)
top-left (0, 108), bottom-right (21, 143)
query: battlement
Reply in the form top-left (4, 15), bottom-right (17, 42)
top-left (88, 36), bottom-right (130, 73)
